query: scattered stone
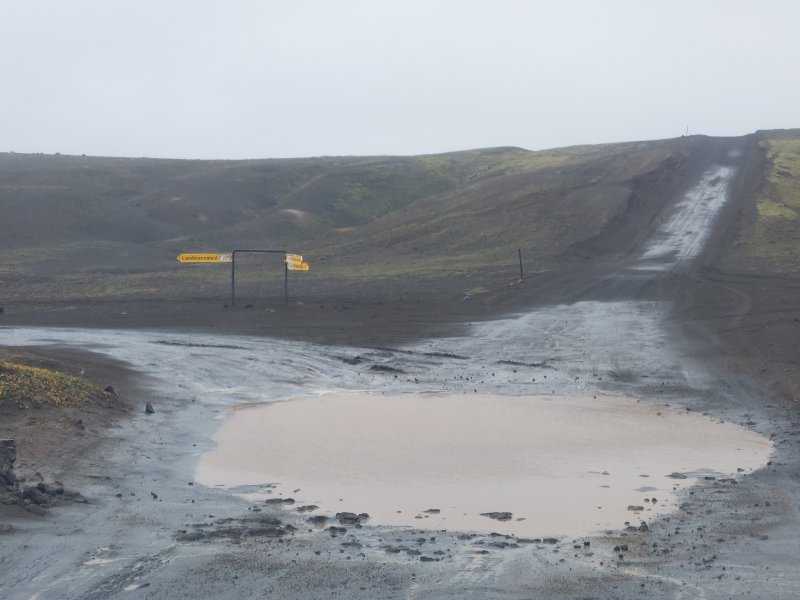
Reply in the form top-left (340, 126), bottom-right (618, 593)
top-left (420, 556), bottom-right (439, 562)
top-left (296, 505), bottom-right (319, 513)
top-left (336, 512), bottom-right (369, 525)
top-left (627, 505), bottom-right (644, 511)
top-left (542, 538), bottom-right (558, 544)
top-left (667, 472), bottom-right (688, 479)
top-left (480, 511), bottom-right (513, 521)
top-left (145, 403), bottom-right (155, 414)
top-left (423, 508), bottom-right (441, 514)
top-left (21, 487), bottom-right (48, 506)
top-left (307, 515), bottom-right (328, 526)
top-left (248, 526), bottom-right (286, 538)
top-left (264, 497), bottom-right (295, 505)
top-left (104, 385), bottom-right (117, 394)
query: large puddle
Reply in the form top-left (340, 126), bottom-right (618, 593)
top-left (196, 392), bottom-right (772, 538)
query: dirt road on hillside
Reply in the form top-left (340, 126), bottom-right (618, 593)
top-left (2, 138), bottom-right (800, 599)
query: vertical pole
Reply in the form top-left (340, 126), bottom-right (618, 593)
top-left (518, 248), bottom-right (524, 281)
top-left (284, 258), bottom-right (289, 305)
top-left (231, 251), bottom-right (236, 306)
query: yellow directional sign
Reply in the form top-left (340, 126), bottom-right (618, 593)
top-left (285, 253), bottom-right (303, 265)
top-left (177, 253), bottom-right (232, 263)
top-left (287, 261), bottom-right (310, 271)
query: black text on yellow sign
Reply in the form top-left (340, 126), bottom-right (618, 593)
top-left (177, 253), bottom-right (232, 263)
top-left (287, 262), bottom-right (310, 271)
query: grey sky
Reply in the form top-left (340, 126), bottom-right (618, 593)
top-left (1, 0), bottom-right (797, 159)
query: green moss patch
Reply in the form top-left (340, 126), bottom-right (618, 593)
top-left (746, 136), bottom-right (800, 268)
top-left (0, 362), bottom-right (102, 408)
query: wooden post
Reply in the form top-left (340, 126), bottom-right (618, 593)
top-left (518, 249), bottom-right (524, 281)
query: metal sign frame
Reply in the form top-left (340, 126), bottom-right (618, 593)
top-left (230, 249), bottom-right (287, 306)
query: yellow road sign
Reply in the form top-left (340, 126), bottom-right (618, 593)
top-left (285, 253), bottom-right (303, 264)
top-left (287, 261), bottom-right (309, 271)
top-left (177, 253), bottom-right (232, 263)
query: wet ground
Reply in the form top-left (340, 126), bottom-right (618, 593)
top-left (197, 392), bottom-right (771, 538)
top-left (2, 139), bottom-right (800, 598)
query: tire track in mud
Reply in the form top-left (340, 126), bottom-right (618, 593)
top-left (79, 547), bottom-right (177, 600)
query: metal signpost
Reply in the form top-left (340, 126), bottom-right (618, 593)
top-left (177, 249), bottom-right (309, 306)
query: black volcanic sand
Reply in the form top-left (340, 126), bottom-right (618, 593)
top-left (2, 136), bottom-right (800, 598)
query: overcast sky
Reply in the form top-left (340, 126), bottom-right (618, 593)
top-left (1, 0), bottom-right (797, 159)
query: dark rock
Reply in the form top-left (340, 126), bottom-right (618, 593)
top-left (327, 526), bottom-right (347, 536)
top-left (627, 505), bottom-right (645, 511)
top-left (307, 515), bottom-right (328, 526)
top-left (423, 508), bottom-right (441, 514)
top-left (336, 511), bottom-right (369, 525)
top-left (667, 472), bottom-right (688, 479)
top-left (296, 505), bottom-right (319, 513)
top-left (0, 440), bottom-right (15, 470)
top-left (542, 538), bottom-right (558, 544)
top-left (21, 487), bottom-right (48, 506)
top-left (247, 526), bottom-right (285, 538)
top-left (420, 556), bottom-right (439, 562)
top-left (639, 522), bottom-right (650, 532)
top-left (264, 497), bottom-right (294, 505)
top-left (480, 511), bottom-right (513, 521)
top-left (0, 469), bottom-right (16, 487)
top-left (145, 403), bottom-right (155, 414)
top-left (104, 385), bottom-right (117, 394)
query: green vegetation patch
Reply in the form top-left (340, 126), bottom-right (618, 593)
top-left (747, 136), bottom-right (800, 268)
top-left (0, 362), bottom-right (102, 408)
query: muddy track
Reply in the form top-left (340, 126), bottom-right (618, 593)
top-left (2, 136), bottom-right (800, 598)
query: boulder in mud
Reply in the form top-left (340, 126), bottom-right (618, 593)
top-left (21, 486), bottom-right (49, 506)
top-left (264, 497), bottom-right (294, 505)
top-left (480, 511), bottom-right (513, 521)
top-left (336, 511), bottom-right (369, 525)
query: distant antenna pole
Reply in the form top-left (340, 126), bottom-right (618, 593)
top-left (518, 249), bottom-right (524, 281)
top-left (685, 125), bottom-right (689, 136)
